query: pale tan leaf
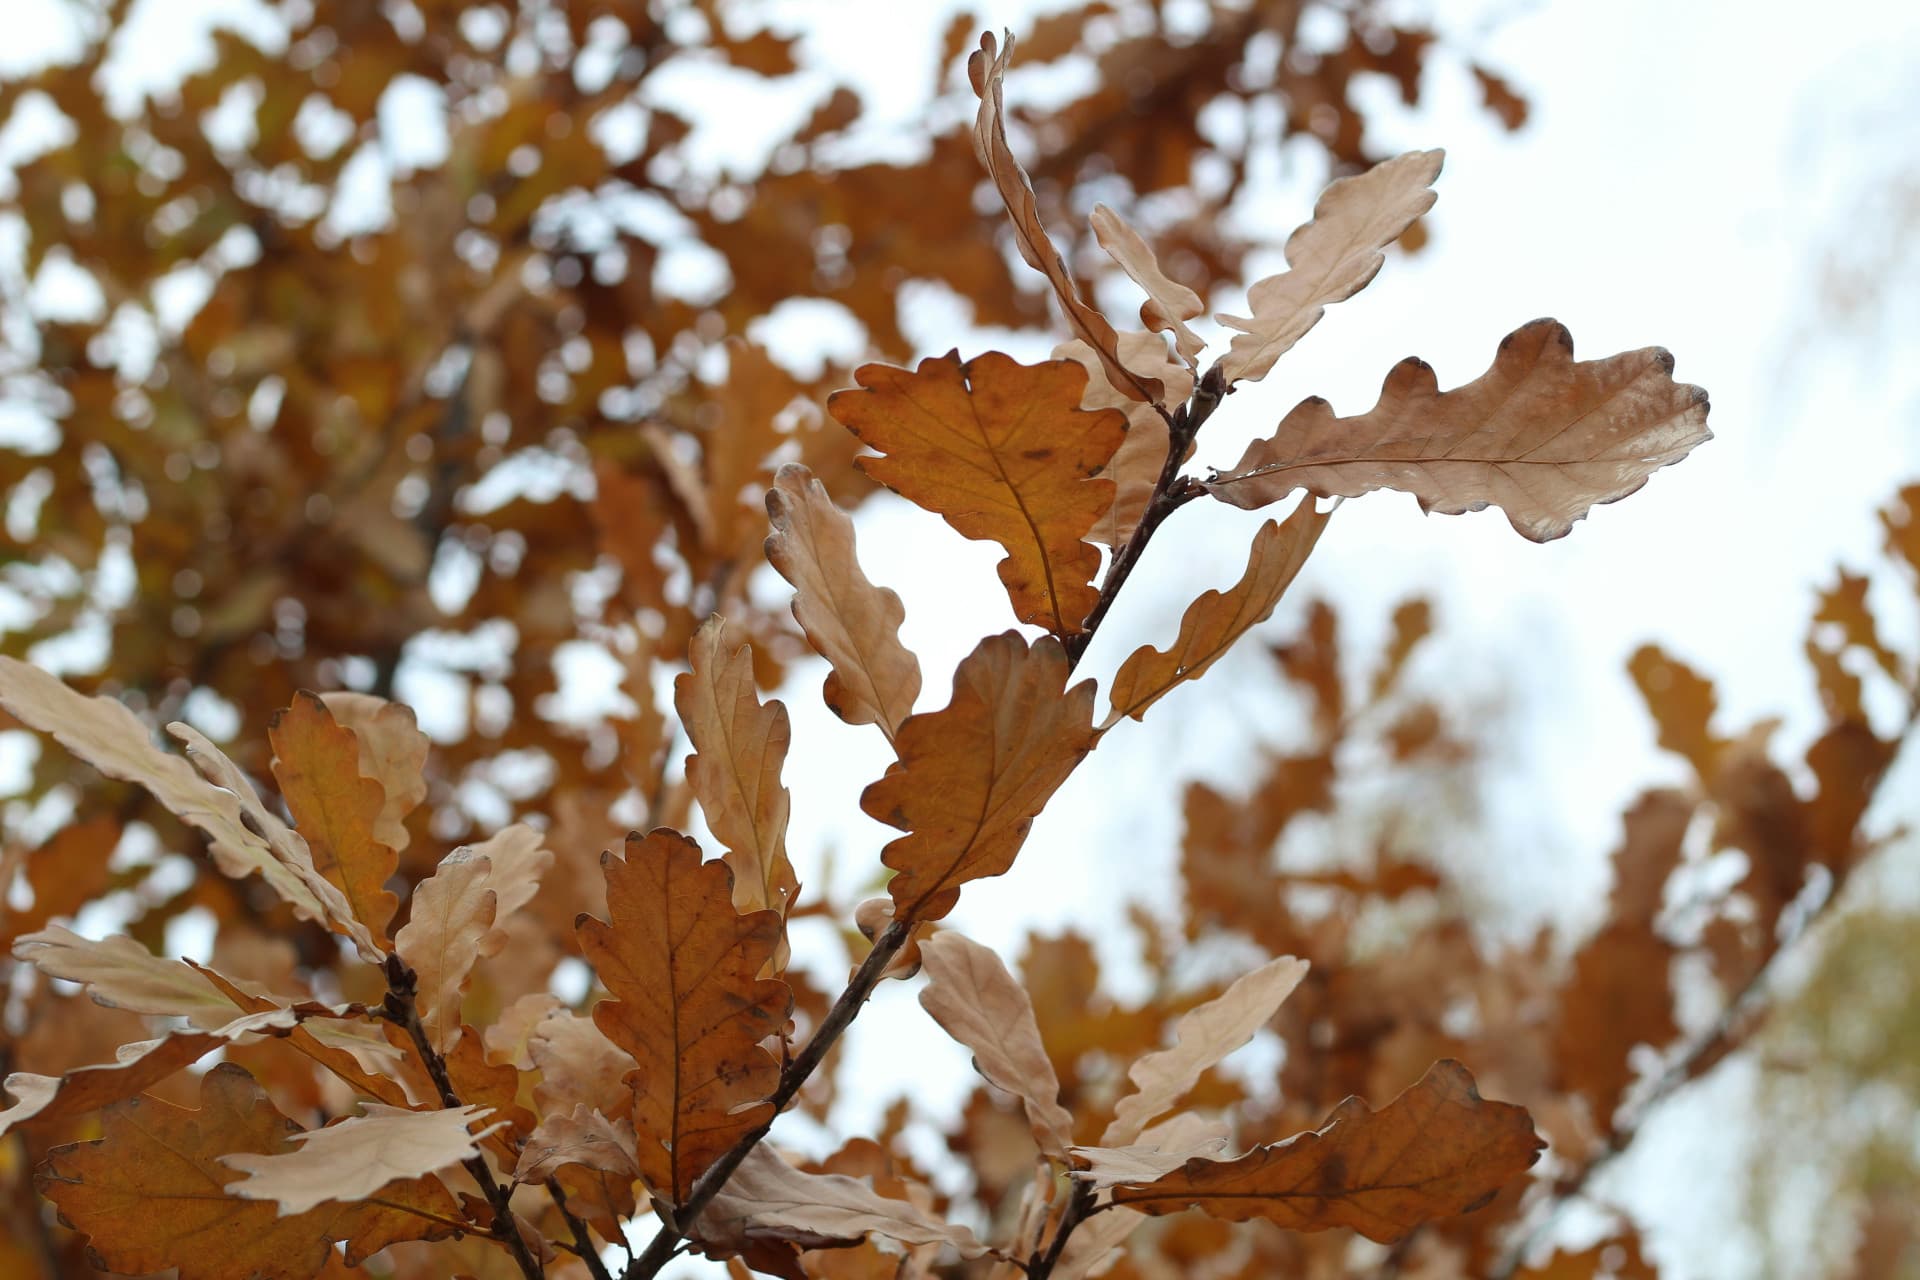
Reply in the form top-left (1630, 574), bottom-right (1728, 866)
top-left (1056, 334), bottom-right (1194, 550)
top-left (530, 1010), bottom-right (635, 1120)
top-left (969, 30), bottom-right (1158, 403)
top-left (466, 823), bottom-right (552, 954)
top-left (1070, 1135), bottom-right (1231, 1190)
top-left (917, 932), bottom-right (1075, 1159)
top-left (270, 691), bottom-right (400, 944)
top-left (1217, 149), bottom-right (1444, 385)
top-left (318, 692), bottom-right (430, 853)
top-left (1091, 204), bottom-right (1205, 365)
top-left (1207, 319), bottom-right (1713, 542)
top-left (0, 659), bottom-right (371, 955)
top-left (675, 617), bottom-right (797, 920)
top-left (514, 1104), bottom-right (640, 1185)
top-left (11, 925), bottom-right (244, 1024)
top-left (764, 464), bottom-right (922, 739)
top-left (699, 1144), bottom-right (989, 1257)
top-left (223, 1103), bottom-right (503, 1214)
top-left (1105, 505), bottom-right (1330, 727)
top-left (394, 848), bottom-right (497, 1052)
top-left (168, 721), bottom-right (383, 961)
top-left (1104, 954), bottom-right (1309, 1145)
top-left (829, 352), bottom-right (1124, 635)
top-left (1109, 1060), bottom-right (1542, 1243)
top-left (0, 1007), bottom-right (310, 1138)
top-left (863, 633), bottom-right (1097, 923)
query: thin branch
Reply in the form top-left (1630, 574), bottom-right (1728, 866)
top-left (546, 1179), bottom-right (616, 1280)
top-left (1028, 1181), bottom-right (1096, 1280)
top-left (382, 954), bottom-right (546, 1280)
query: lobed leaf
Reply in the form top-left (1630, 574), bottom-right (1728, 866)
top-left (968, 30), bottom-right (1159, 403)
top-left (576, 829), bottom-right (792, 1207)
top-left (1217, 149), bottom-right (1444, 386)
top-left (317, 691), bottom-right (430, 854)
top-left (697, 1144), bottom-right (988, 1258)
top-left (1106, 504), bottom-right (1330, 727)
top-left (675, 617), bottom-right (798, 921)
top-left (863, 632), bottom-right (1097, 923)
top-left (764, 463), bottom-right (922, 740)
top-left (223, 1102), bottom-right (504, 1214)
top-left (1091, 204), bottom-right (1206, 365)
top-left (1207, 319), bottom-right (1712, 542)
top-left (12, 924), bottom-right (244, 1025)
top-left (917, 931), bottom-right (1075, 1159)
top-left (829, 351), bottom-right (1125, 634)
top-left (1108, 1060), bottom-right (1542, 1243)
top-left (270, 691), bottom-right (400, 946)
top-left (1056, 333), bottom-right (1195, 550)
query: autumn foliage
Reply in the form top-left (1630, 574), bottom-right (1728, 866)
top-left (1, 3), bottom-right (1909, 1279)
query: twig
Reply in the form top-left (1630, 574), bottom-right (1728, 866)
top-left (1028, 1181), bottom-right (1096, 1280)
top-left (546, 1179), bottom-right (616, 1280)
top-left (382, 954), bottom-right (546, 1280)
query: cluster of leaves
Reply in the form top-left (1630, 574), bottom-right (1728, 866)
top-left (0, 15), bottom-right (1752, 1275)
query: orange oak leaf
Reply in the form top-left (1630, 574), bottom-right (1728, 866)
top-left (36, 1064), bottom-right (462, 1280)
top-left (1107, 1060), bottom-right (1542, 1243)
top-left (917, 931), bottom-right (1075, 1159)
top-left (1091, 204), bottom-right (1206, 366)
top-left (576, 829), bottom-right (792, 1207)
top-left (1055, 333), bottom-right (1195, 550)
top-left (270, 691), bottom-right (400, 946)
top-left (764, 464), bottom-right (922, 741)
top-left (0, 816), bottom-right (116, 952)
top-left (675, 617), bottom-right (798, 921)
top-left (1627, 643), bottom-right (1727, 780)
top-left (1207, 319), bottom-right (1712, 542)
top-left (1105, 503), bottom-right (1330, 727)
top-left (969, 30), bottom-right (1159, 404)
top-left (0, 658), bottom-right (377, 959)
top-left (1217, 149), bottom-right (1444, 386)
top-left (317, 691), bottom-right (429, 854)
top-left (863, 632), bottom-right (1096, 923)
top-left (829, 352), bottom-right (1125, 635)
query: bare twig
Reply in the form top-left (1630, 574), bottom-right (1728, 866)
top-left (546, 1179), bottom-right (616, 1280)
top-left (1028, 1180), bottom-right (1097, 1280)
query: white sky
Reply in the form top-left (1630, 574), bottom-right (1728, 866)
top-left (6, 1), bottom-right (1920, 1275)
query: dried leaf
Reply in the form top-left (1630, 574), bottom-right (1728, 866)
top-left (466, 823), bottom-right (552, 953)
top-left (0, 659), bottom-right (374, 957)
top-left (530, 1011), bottom-right (636, 1121)
top-left (969, 30), bottom-right (1159, 403)
top-left (1071, 1135), bottom-right (1231, 1189)
top-left (1108, 1060), bottom-right (1542, 1243)
top-left (0, 816), bottom-right (117, 950)
top-left (576, 829), bottom-right (791, 1206)
top-left (1627, 644), bottom-right (1725, 779)
top-left (37, 1064), bottom-right (460, 1280)
top-left (1217, 150), bottom-right (1444, 385)
top-left (1106, 505), bottom-right (1329, 726)
top-left (12, 925), bottom-right (243, 1024)
top-left (515, 1104), bottom-right (640, 1185)
top-left (1056, 333), bottom-right (1194, 550)
top-left (829, 351), bottom-right (1125, 634)
top-left (917, 931), bottom-right (1075, 1159)
top-left (699, 1144), bottom-right (988, 1257)
top-left (1091, 204), bottom-right (1205, 365)
top-left (1208, 319), bottom-right (1712, 542)
top-left (318, 691), bottom-right (430, 853)
top-left (394, 849), bottom-right (497, 1053)
top-left (1103, 954), bottom-right (1309, 1145)
top-left (764, 464), bottom-right (922, 739)
top-left (676, 617), bottom-right (798, 920)
top-left (270, 691), bottom-right (400, 945)
top-left (223, 1103), bottom-right (503, 1214)
top-left (863, 632), bottom-right (1097, 923)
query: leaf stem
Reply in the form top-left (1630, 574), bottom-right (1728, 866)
top-left (382, 954), bottom-right (547, 1280)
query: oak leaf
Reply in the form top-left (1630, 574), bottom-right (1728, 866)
top-left (1103, 954), bottom-right (1309, 1145)
top-left (917, 931), bottom-right (1075, 1159)
top-left (394, 848), bottom-right (497, 1053)
top-left (1217, 149), bottom-right (1444, 385)
top-left (12, 925), bottom-right (243, 1025)
top-left (576, 829), bottom-right (791, 1206)
top-left (36, 1064), bottom-right (460, 1280)
top-left (1091, 204), bottom-right (1206, 365)
top-left (270, 691), bottom-right (400, 946)
top-left (862, 632), bottom-right (1097, 922)
top-left (1107, 1060), bottom-right (1542, 1243)
top-left (764, 463), bottom-right (922, 740)
top-left (1207, 319), bottom-right (1712, 542)
top-left (676, 617), bottom-right (798, 920)
top-left (515, 1104), bottom-right (640, 1186)
top-left (829, 351), bottom-right (1125, 634)
top-left (530, 1011), bottom-right (636, 1121)
top-left (698, 1144), bottom-right (988, 1258)
top-left (223, 1103), bottom-right (504, 1213)
top-left (1106, 505), bottom-right (1330, 726)
top-left (969, 30), bottom-right (1159, 403)
top-left (1056, 333), bottom-right (1194, 550)
top-left (0, 659), bottom-right (375, 958)
top-left (317, 691), bottom-right (429, 853)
